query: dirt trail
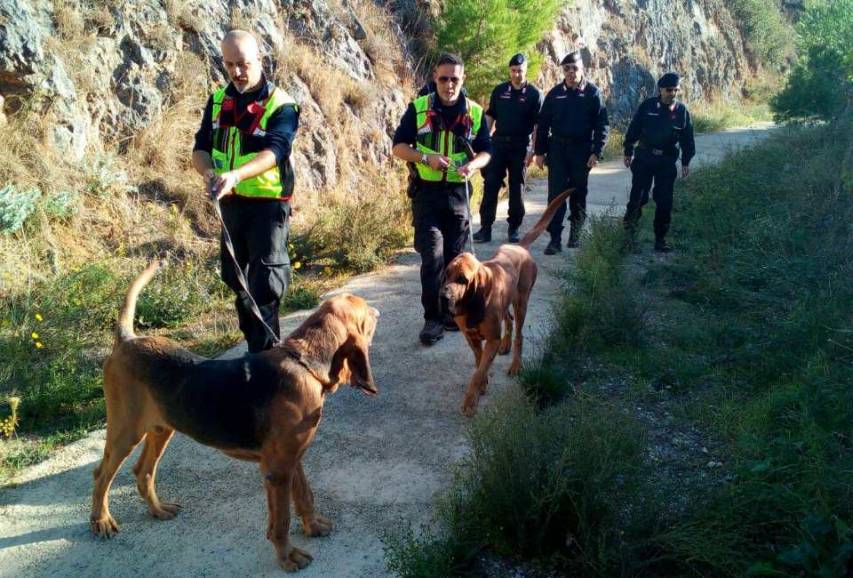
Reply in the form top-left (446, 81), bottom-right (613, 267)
top-left (0, 125), bottom-right (773, 577)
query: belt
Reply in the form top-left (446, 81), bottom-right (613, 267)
top-left (638, 143), bottom-right (677, 156)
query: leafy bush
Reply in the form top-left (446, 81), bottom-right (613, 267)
top-left (438, 389), bottom-right (646, 573)
top-left (771, 0), bottom-right (853, 121)
top-left (730, 0), bottom-right (794, 69)
top-left (0, 184), bottom-right (41, 234)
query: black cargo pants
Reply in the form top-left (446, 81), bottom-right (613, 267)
top-left (412, 182), bottom-right (470, 321)
top-left (623, 150), bottom-right (678, 241)
top-left (480, 140), bottom-right (528, 229)
top-left (546, 143), bottom-right (591, 242)
top-left (219, 197), bottom-right (291, 353)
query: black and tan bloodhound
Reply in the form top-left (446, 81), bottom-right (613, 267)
top-left (90, 260), bottom-right (379, 572)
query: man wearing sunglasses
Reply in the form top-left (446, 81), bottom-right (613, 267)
top-left (392, 53), bottom-right (492, 345)
top-left (534, 51), bottom-right (609, 253)
top-left (192, 30), bottom-right (300, 353)
top-left (473, 53), bottom-right (544, 244)
top-left (622, 72), bottom-right (695, 253)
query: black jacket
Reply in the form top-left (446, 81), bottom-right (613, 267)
top-left (623, 97), bottom-right (695, 166)
top-left (535, 80), bottom-right (609, 157)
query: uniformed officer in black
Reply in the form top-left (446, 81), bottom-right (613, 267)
top-left (392, 53), bottom-right (492, 345)
top-left (534, 51), bottom-right (609, 253)
top-left (623, 72), bottom-right (695, 252)
top-left (473, 53), bottom-right (544, 244)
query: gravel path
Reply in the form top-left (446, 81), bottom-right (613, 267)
top-left (0, 125), bottom-right (773, 577)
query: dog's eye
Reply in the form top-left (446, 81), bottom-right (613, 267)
top-left (456, 275), bottom-right (467, 284)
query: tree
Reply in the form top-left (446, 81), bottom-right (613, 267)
top-left (433, 0), bottom-right (561, 102)
top-left (771, 0), bottom-right (853, 121)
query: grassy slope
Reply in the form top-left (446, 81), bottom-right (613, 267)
top-left (386, 115), bottom-right (853, 576)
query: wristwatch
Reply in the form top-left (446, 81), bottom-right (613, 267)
top-left (420, 152), bottom-right (429, 164)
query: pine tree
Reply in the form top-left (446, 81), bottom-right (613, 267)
top-left (434, 0), bottom-right (561, 102)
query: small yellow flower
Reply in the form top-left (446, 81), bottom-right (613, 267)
top-left (293, 261), bottom-right (302, 270)
top-left (35, 313), bottom-right (44, 321)
top-left (35, 341), bottom-right (44, 349)
top-left (31, 332), bottom-right (39, 339)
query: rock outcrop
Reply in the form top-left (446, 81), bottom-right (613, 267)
top-left (0, 0), bottom-right (763, 190)
top-left (539, 0), bottom-right (754, 123)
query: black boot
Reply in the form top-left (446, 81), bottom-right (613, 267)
top-left (544, 237), bottom-right (562, 255)
top-left (473, 227), bottom-right (491, 243)
top-left (654, 238), bottom-right (673, 253)
top-left (419, 319), bottom-right (444, 345)
top-left (507, 225), bottom-right (520, 243)
top-left (567, 224), bottom-right (580, 248)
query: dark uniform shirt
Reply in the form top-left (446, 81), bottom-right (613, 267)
top-left (393, 94), bottom-right (492, 156)
top-left (193, 77), bottom-right (299, 163)
top-left (623, 97), bottom-right (695, 166)
top-left (486, 81), bottom-right (544, 141)
top-left (534, 81), bottom-right (609, 157)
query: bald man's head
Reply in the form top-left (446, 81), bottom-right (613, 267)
top-left (221, 30), bottom-right (263, 94)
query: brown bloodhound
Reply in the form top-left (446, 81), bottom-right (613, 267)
top-left (90, 261), bottom-right (379, 572)
top-left (441, 189), bottom-right (573, 416)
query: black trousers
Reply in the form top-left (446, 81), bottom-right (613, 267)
top-left (480, 141), bottom-right (527, 229)
top-left (219, 198), bottom-right (291, 353)
top-left (412, 183), bottom-right (470, 321)
top-left (546, 144), bottom-right (591, 240)
top-left (623, 151), bottom-right (678, 240)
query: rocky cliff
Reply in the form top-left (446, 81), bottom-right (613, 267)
top-left (0, 0), bottom-right (761, 197)
top-left (0, 0), bottom-right (410, 194)
top-left (539, 0), bottom-right (754, 123)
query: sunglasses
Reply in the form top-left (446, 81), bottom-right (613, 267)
top-left (437, 76), bottom-right (461, 84)
top-left (562, 65), bottom-right (580, 71)
top-left (663, 87), bottom-right (681, 93)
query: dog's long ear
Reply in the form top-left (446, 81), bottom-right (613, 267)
top-left (347, 334), bottom-right (377, 395)
top-left (329, 334), bottom-right (377, 395)
top-left (464, 269), bottom-right (488, 329)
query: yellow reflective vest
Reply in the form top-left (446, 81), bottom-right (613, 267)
top-left (210, 84), bottom-right (298, 199)
top-left (413, 93), bottom-right (483, 183)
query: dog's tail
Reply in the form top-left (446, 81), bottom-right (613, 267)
top-left (116, 259), bottom-right (164, 342)
top-left (519, 188), bottom-right (574, 249)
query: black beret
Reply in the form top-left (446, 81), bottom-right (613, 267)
top-left (561, 51), bottom-right (582, 66)
top-left (658, 72), bottom-right (680, 88)
top-left (509, 53), bottom-right (526, 66)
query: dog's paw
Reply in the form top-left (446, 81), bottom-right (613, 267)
top-left (507, 360), bottom-right (522, 376)
top-left (278, 546), bottom-right (314, 572)
top-left (303, 514), bottom-right (333, 537)
top-left (461, 399), bottom-right (478, 417)
top-left (91, 514), bottom-right (119, 538)
top-left (149, 501), bottom-right (181, 521)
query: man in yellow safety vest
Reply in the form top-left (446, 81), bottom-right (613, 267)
top-left (392, 53), bottom-right (492, 345)
top-left (192, 30), bottom-right (300, 353)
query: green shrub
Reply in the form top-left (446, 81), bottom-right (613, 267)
top-left (383, 525), bottom-right (472, 578)
top-left (730, 0), bottom-right (794, 69)
top-left (437, 389), bottom-right (646, 573)
top-left (771, 0), bottom-right (853, 121)
top-left (551, 214), bottom-right (646, 354)
top-left (0, 184), bottom-right (41, 234)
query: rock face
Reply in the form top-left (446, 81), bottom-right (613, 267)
top-left (539, 0), bottom-right (753, 123)
top-left (0, 0), bottom-right (759, 188)
top-left (0, 0), bottom-right (410, 191)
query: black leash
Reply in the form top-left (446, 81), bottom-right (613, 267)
top-left (213, 197), bottom-right (282, 347)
